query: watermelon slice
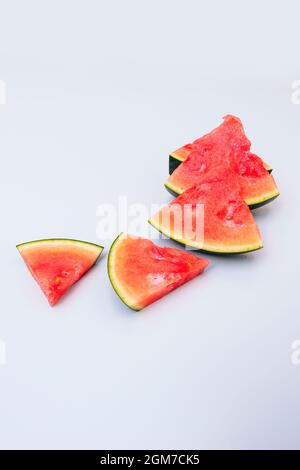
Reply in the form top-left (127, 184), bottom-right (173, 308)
top-left (108, 233), bottom-right (209, 310)
top-left (166, 116), bottom-right (279, 208)
top-left (149, 175), bottom-right (263, 254)
top-left (167, 150), bottom-right (279, 209)
top-left (169, 115), bottom-right (272, 174)
top-left (17, 239), bottom-right (104, 306)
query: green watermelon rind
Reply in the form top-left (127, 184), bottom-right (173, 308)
top-left (107, 233), bottom-right (141, 312)
top-left (169, 153), bottom-right (184, 174)
top-left (16, 238), bottom-right (104, 266)
top-left (148, 218), bottom-right (263, 255)
top-left (164, 181), bottom-right (280, 210)
top-left (169, 153), bottom-right (273, 176)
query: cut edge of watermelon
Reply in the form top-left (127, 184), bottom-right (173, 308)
top-left (244, 188), bottom-right (280, 208)
top-left (148, 218), bottom-right (263, 254)
top-left (107, 233), bottom-right (141, 311)
top-left (169, 150), bottom-right (273, 174)
top-left (17, 238), bottom-right (104, 262)
top-left (169, 152), bottom-right (185, 163)
top-left (164, 181), bottom-right (280, 209)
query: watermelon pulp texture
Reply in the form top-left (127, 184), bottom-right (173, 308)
top-left (17, 239), bottom-right (103, 306)
top-left (108, 233), bottom-right (209, 310)
top-left (150, 174), bottom-right (263, 253)
top-left (169, 114), bottom-right (272, 173)
top-left (166, 115), bottom-right (279, 207)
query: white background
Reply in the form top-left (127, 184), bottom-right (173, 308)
top-left (0, 0), bottom-right (300, 450)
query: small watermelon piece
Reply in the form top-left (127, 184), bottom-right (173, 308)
top-left (108, 233), bottom-right (209, 311)
top-left (149, 176), bottom-right (263, 254)
top-left (169, 115), bottom-right (272, 174)
top-left (17, 239), bottom-right (104, 306)
top-left (166, 117), bottom-right (279, 208)
top-left (166, 150), bottom-right (279, 208)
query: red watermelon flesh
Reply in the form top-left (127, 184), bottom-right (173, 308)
top-left (232, 152), bottom-right (279, 206)
top-left (17, 239), bottom-right (103, 306)
top-left (166, 117), bottom-right (279, 207)
top-left (193, 114), bottom-right (251, 154)
top-left (108, 233), bottom-right (209, 310)
top-left (150, 175), bottom-right (263, 253)
top-left (170, 114), bottom-right (271, 171)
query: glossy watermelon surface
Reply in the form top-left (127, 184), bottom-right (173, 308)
top-left (150, 174), bottom-right (263, 254)
top-left (166, 115), bottom-right (279, 208)
top-left (108, 233), bottom-right (209, 310)
top-left (169, 114), bottom-right (272, 173)
top-left (17, 239), bottom-right (103, 306)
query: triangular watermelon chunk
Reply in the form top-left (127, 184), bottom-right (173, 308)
top-left (169, 114), bottom-right (272, 174)
top-left (150, 173), bottom-right (263, 254)
top-left (166, 116), bottom-right (279, 208)
top-left (17, 239), bottom-right (104, 306)
top-left (108, 233), bottom-right (209, 311)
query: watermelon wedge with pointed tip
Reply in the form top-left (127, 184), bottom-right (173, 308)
top-left (17, 239), bottom-right (104, 306)
top-left (166, 116), bottom-right (279, 209)
top-left (149, 174), bottom-right (263, 254)
top-left (166, 149), bottom-right (279, 209)
top-left (169, 114), bottom-right (272, 174)
top-left (108, 233), bottom-right (209, 311)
